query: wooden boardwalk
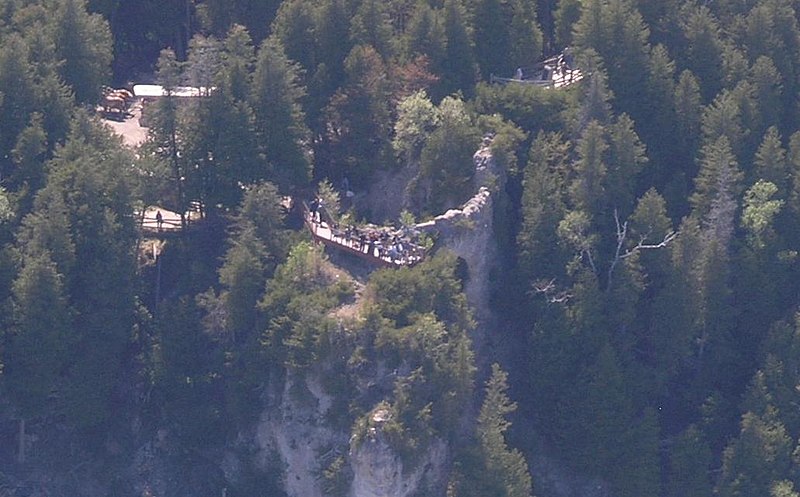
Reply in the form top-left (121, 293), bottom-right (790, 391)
top-left (490, 68), bottom-right (583, 88)
top-left (302, 203), bottom-right (426, 268)
top-left (490, 51), bottom-right (584, 88)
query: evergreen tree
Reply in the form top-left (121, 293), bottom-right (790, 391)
top-left (220, 24), bottom-right (255, 102)
top-left (471, 0), bottom-right (542, 78)
top-left (570, 120), bottom-right (608, 216)
top-left (639, 44), bottom-right (677, 188)
top-left (313, 0), bottom-right (351, 87)
top-left (573, 0), bottom-right (651, 117)
top-left (4, 253), bottom-right (70, 461)
top-left (30, 112), bottom-right (137, 432)
top-left (681, 5), bottom-right (725, 101)
top-left (251, 37), bottom-right (312, 189)
top-left (748, 56), bottom-right (783, 135)
top-left (148, 48), bottom-right (187, 225)
top-left (235, 181), bottom-right (287, 257)
top-left (438, 0), bottom-right (477, 99)
top-left (0, 34), bottom-right (37, 178)
top-left (324, 44), bottom-right (393, 184)
top-left (701, 90), bottom-right (745, 160)
top-left (517, 131), bottom-right (570, 285)
top-left (717, 408), bottom-right (793, 497)
top-left (691, 137), bottom-right (743, 224)
top-left (418, 96), bottom-right (480, 212)
top-left (674, 70), bottom-right (702, 159)
top-left (755, 127), bottom-right (789, 195)
top-left (404, 2), bottom-right (445, 71)
top-left (606, 114), bottom-right (647, 216)
top-left (506, 0), bottom-right (543, 73)
top-left (10, 112), bottom-right (48, 212)
top-left (477, 364), bottom-right (533, 497)
top-left (554, 0), bottom-right (581, 49)
top-left (667, 425), bottom-right (713, 497)
top-left (350, 0), bottom-right (394, 59)
top-left (51, 0), bottom-right (112, 103)
top-left (218, 226), bottom-right (269, 338)
top-left (270, 0), bottom-right (316, 74)
top-left (576, 68), bottom-right (613, 131)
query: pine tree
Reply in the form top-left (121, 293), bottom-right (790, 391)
top-left (755, 127), bottom-right (789, 194)
top-left (606, 114), bottom-right (647, 216)
top-left (350, 0), bottom-right (394, 59)
top-left (674, 70), bottom-right (702, 158)
top-left (748, 56), bottom-right (783, 134)
top-left (10, 112), bottom-right (47, 212)
top-left (0, 35), bottom-right (37, 178)
top-left (5, 253), bottom-right (70, 461)
top-left (570, 120), bottom-right (608, 216)
top-left (29, 112), bottom-right (138, 432)
top-left (477, 364), bottom-right (533, 497)
top-left (717, 408), bottom-right (793, 497)
top-left (404, 2), bottom-right (445, 70)
top-left (691, 137), bottom-right (743, 226)
top-left (439, 0), bottom-right (477, 99)
top-left (701, 90), bottom-right (745, 160)
top-left (324, 44), bottom-right (394, 184)
top-left (507, 0), bottom-right (543, 72)
top-left (51, 0), bottom-right (112, 103)
top-left (517, 132), bottom-right (570, 284)
top-left (148, 48), bottom-right (187, 226)
top-left (577, 68), bottom-right (613, 131)
top-left (220, 25), bottom-right (255, 102)
top-left (271, 0), bottom-right (316, 75)
top-left (251, 37), bottom-right (312, 190)
top-left (554, 0), bottom-right (581, 49)
top-left (418, 96), bottom-right (480, 212)
top-left (639, 45), bottom-right (677, 187)
top-left (667, 425), bottom-right (713, 497)
top-left (219, 226), bottom-right (269, 338)
top-left (681, 5), bottom-right (725, 101)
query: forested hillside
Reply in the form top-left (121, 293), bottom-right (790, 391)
top-left (3, 0), bottom-right (800, 496)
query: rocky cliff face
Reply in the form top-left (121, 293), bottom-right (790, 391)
top-left (254, 370), bottom-right (450, 497)
top-left (416, 145), bottom-right (504, 339)
top-left (254, 371), bottom-right (345, 497)
top-left (255, 145), bottom-right (505, 497)
top-left (350, 409), bottom-right (448, 497)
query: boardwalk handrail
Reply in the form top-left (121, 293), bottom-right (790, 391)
top-left (491, 50), bottom-right (583, 88)
top-left (302, 201), bottom-right (426, 268)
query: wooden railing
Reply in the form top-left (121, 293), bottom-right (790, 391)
top-left (302, 202), bottom-right (426, 268)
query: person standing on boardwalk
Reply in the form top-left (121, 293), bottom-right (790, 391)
top-left (309, 197), bottom-right (319, 222)
top-left (156, 210), bottom-right (163, 231)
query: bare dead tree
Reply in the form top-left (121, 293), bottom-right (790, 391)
top-left (533, 278), bottom-right (573, 303)
top-left (607, 208), bottom-right (677, 290)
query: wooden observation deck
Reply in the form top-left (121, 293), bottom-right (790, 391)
top-left (302, 202), bottom-right (426, 268)
top-left (490, 52), bottom-right (584, 88)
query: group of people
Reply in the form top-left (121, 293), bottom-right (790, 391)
top-left (304, 198), bottom-right (426, 266)
top-left (514, 47), bottom-right (576, 83)
top-left (331, 224), bottom-right (426, 266)
top-left (556, 47), bottom-right (575, 82)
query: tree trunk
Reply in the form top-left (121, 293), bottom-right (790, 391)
top-left (17, 418), bottom-right (26, 464)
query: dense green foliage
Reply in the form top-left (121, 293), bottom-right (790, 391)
top-left (5, 0), bottom-right (800, 496)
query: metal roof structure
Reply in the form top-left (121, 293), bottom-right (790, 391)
top-left (133, 84), bottom-right (213, 98)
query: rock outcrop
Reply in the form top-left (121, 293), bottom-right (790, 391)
top-left (255, 371), bottom-right (347, 497)
top-left (349, 409), bottom-right (447, 497)
top-left (256, 143), bottom-right (505, 497)
top-left (416, 144), bottom-right (504, 332)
